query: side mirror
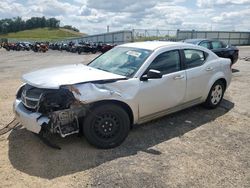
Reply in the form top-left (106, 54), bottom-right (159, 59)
top-left (141, 69), bottom-right (162, 81)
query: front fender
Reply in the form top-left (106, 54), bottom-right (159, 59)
top-left (69, 80), bottom-right (140, 124)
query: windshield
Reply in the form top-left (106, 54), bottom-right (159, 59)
top-left (88, 47), bottom-right (152, 77)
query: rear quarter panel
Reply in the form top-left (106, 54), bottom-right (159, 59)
top-left (201, 57), bottom-right (232, 101)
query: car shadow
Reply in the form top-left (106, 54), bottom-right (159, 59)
top-left (8, 99), bottom-right (234, 179)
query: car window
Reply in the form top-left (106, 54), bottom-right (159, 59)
top-left (89, 47), bottom-right (152, 77)
top-left (148, 50), bottom-right (181, 75)
top-left (211, 41), bottom-right (223, 49)
top-left (200, 41), bottom-right (210, 49)
top-left (221, 41), bottom-right (227, 48)
top-left (184, 49), bottom-right (206, 69)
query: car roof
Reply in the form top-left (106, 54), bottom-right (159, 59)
top-left (120, 41), bottom-right (196, 51)
top-left (184, 38), bottom-right (225, 44)
top-left (184, 38), bottom-right (209, 44)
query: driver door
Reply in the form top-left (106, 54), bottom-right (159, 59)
top-left (137, 50), bottom-right (186, 119)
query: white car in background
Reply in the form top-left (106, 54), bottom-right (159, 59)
top-left (14, 41), bottom-right (232, 148)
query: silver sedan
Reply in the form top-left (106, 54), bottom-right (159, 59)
top-left (14, 41), bottom-right (232, 148)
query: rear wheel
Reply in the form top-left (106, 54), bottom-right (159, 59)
top-left (204, 80), bottom-right (225, 109)
top-left (83, 104), bottom-right (130, 149)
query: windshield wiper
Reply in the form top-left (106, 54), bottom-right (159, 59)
top-left (95, 67), bottom-right (111, 73)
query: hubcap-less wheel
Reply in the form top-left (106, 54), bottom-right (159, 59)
top-left (94, 113), bottom-right (120, 139)
top-left (211, 85), bottom-right (223, 105)
top-left (83, 104), bottom-right (130, 149)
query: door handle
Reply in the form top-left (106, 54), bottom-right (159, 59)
top-left (206, 67), bottom-right (214, 71)
top-left (173, 75), bottom-right (184, 80)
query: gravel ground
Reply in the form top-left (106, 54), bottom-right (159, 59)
top-left (0, 47), bottom-right (249, 188)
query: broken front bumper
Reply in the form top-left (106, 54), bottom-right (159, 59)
top-left (13, 99), bottom-right (49, 134)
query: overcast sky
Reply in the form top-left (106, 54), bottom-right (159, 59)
top-left (0, 0), bottom-right (250, 34)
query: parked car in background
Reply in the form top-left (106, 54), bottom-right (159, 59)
top-left (14, 41), bottom-right (232, 149)
top-left (100, 43), bottom-right (116, 53)
top-left (184, 39), bottom-right (239, 65)
top-left (77, 42), bottom-right (98, 54)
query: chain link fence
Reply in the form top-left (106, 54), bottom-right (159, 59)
top-left (176, 30), bottom-right (250, 45)
top-left (132, 29), bottom-right (177, 41)
top-left (3, 29), bottom-right (250, 45)
top-left (61, 30), bottom-right (133, 44)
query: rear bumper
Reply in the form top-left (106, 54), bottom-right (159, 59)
top-left (13, 99), bottom-right (49, 134)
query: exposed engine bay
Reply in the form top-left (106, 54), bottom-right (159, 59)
top-left (18, 84), bottom-right (87, 138)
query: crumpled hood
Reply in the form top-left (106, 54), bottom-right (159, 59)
top-left (22, 64), bottom-right (125, 89)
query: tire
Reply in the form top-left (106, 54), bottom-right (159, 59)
top-left (204, 80), bottom-right (225, 109)
top-left (83, 104), bottom-right (130, 149)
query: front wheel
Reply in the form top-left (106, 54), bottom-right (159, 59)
top-left (83, 104), bottom-right (130, 149)
top-left (204, 80), bottom-right (225, 109)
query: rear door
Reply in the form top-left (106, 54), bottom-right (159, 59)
top-left (183, 49), bottom-right (213, 102)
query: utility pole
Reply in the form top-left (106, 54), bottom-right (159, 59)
top-left (107, 25), bottom-right (109, 33)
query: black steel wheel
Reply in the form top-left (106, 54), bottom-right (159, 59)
top-left (83, 104), bottom-right (130, 149)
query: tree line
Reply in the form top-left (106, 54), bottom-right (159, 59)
top-left (0, 17), bottom-right (79, 34)
top-left (61, 25), bottom-right (79, 32)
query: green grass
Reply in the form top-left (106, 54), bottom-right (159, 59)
top-left (0, 27), bottom-right (86, 41)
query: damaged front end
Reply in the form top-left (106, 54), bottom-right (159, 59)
top-left (14, 77), bottom-right (137, 144)
top-left (14, 84), bottom-right (87, 138)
